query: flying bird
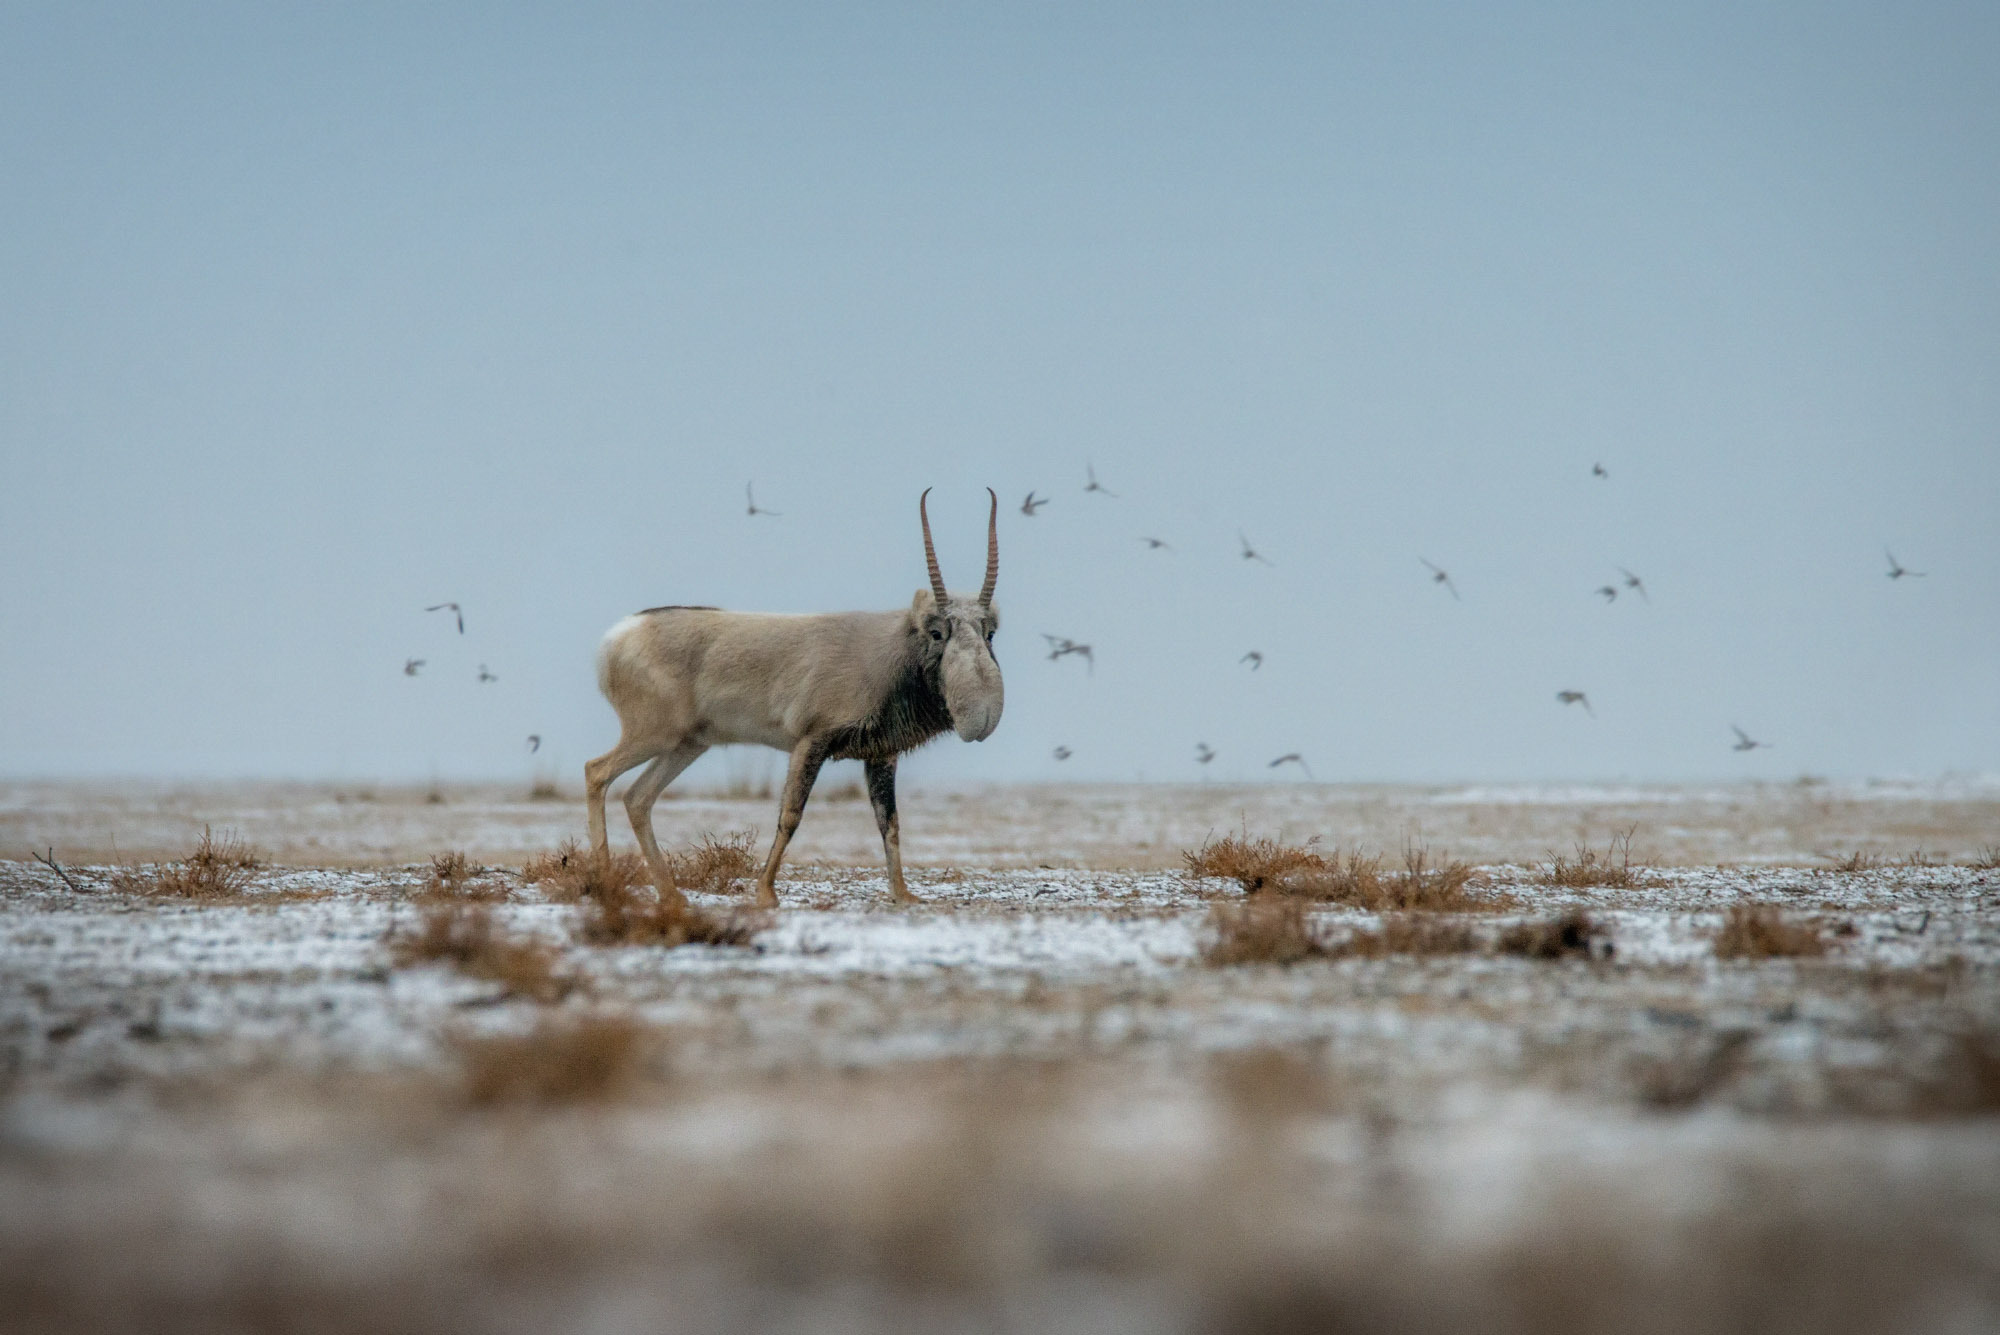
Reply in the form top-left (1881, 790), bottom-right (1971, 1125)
top-left (477, 664), bottom-right (498, 683)
top-left (526, 735), bottom-right (541, 753)
top-left (1239, 531), bottom-right (1273, 566)
top-left (1594, 584), bottom-right (1619, 603)
top-left (1885, 549), bottom-right (1925, 579)
top-left (745, 482), bottom-right (780, 517)
top-left (1420, 558), bottom-right (1460, 600)
top-left (425, 603), bottom-right (463, 634)
top-left (1730, 725), bottom-right (1769, 753)
top-left (1042, 635), bottom-right (1094, 673)
top-left (1240, 651), bottom-right (1263, 671)
top-left (1194, 742), bottom-right (1215, 765)
top-left (1592, 462), bottom-right (1609, 479)
top-left (1140, 536), bottom-right (1174, 552)
top-left (1021, 491), bottom-right (1048, 516)
top-left (1617, 566), bottom-right (1649, 602)
top-left (403, 658), bottom-right (425, 677)
top-left (1268, 753), bottom-right (1315, 780)
top-left (1052, 745), bottom-right (1072, 761)
top-left (1556, 690), bottom-right (1593, 716)
top-left (1084, 464), bottom-right (1118, 497)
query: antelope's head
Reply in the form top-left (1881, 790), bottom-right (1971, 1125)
top-left (915, 488), bottom-right (1004, 742)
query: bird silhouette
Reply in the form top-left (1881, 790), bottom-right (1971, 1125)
top-left (1594, 584), bottom-right (1619, 604)
top-left (1140, 536), bottom-right (1174, 552)
top-left (526, 734), bottom-right (541, 753)
top-left (1885, 549), bottom-right (1925, 579)
top-left (1194, 742), bottom-right (1215, 765)
top-left (403, 658), bottom-right (425, 677)
top-left (477, 665), bottom-right (498, 684)
top-left (1268, 753), bottom-right (1315, 780)
top-left (1240, 651), bottom-right (1263, 670)
top-left (1042, 635), bottom-right (1094, 673)
top-left (1084, 464), bottom-right (1118, 497)
top-left (1730, 725), bottom-right (1769, 752)
top-left (746, 482), bottom-right (780, 517)
top-left (1021, 491), bottom-right (1048, 516)
top-left (1052, 745), bottom-right (1072, 761)
top-left (1618, 567), bottom-right (1649, 602)
top-left (1420, 558), bottom-right (1460, 600)
top-left (1239, 531), bottom-right (1273, 566)
top-left (1557, 690), bottom-right (1593, 717)
top-left (425, 603), bottom-right (463, 634)
top-left (1592, 462), bottom-right (1609, 479)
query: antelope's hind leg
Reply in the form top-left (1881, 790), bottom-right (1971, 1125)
top-left (624, 742), bottom-right (708, 913)
top-left (865, 757), bottom-right (919, 904)
top-left (585, 736), bottom-right (662, 859)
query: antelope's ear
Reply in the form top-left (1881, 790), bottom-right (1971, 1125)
top-left (910, 589), bottom-right (939, 620)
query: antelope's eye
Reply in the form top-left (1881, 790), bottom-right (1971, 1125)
top-left (929, 628), bottom-right (944, 642)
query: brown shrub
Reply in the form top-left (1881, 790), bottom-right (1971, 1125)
top-left (1498, 909), bottom-right (1608, 960)
top-left (1713, 904), bottom-right (1827, 959)
top-left (389, 902), bottom-right (573, 1002)
top-left (1539, 829), bottom-right (1640, 889)
top-left (109, 826), bottom-right (262, 897)
top-left (454, 1012), bottom-right (651, 1105)
top-left (1330, 913), bottom-right (1479, 958)
top-left (1201, 900), bottom-right (1333, 966)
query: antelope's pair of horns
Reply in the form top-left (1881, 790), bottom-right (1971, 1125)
top-left (920, 487), bottom-right (999, 609)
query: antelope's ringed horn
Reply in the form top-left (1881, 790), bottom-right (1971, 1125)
top-left (979, 487), bottom-right (999, 607)
top-left (919, 488), bottom-right (950, 608)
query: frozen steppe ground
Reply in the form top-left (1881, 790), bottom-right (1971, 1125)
top-left (3, 779), bottom-right (1998, 1333)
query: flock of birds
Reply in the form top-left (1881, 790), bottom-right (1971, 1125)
top-left (402, 461), bottom-right (1931, 780)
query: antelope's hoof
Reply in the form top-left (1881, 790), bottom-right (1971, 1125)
top-left (891, 886), bottom-right (923, 906)
top-left (753, 885), bottom-right (780, 910)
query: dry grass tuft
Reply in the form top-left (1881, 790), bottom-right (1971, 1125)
top-left (1329, 913), bottom-right (1479, 958)
top-left (1186, 833), bottom-right (1495, 912)
top-left (668, 830), bottom-right (759, 895)
top-left (1539, 829), bottom-right (1641, 888)
top-left (389, 902), bottom-right (573, 1002)
top-left (454, 1012), bottom-right (651, 1105)
top-left (527, 777), bottom-right (562, 801)
top-left (1969, 845), bottom-right (2000, 871)
top-left (109, 826), bottom-right (263, 897)
top-left (1184, 832), bottom-right (1332, 894)
top-left (1712, 904), bottom-right (1827, 959)
top-left (1201, 900), bottom-right (1333, 966)
top-left (416, 850), bottom-right (506, 901)
top-left (1498, 909), bottom-right (1608, 960)
top-left (1823, 849), bottom-right (1883, 873)
top-left (576, 875), bottom-right (765, 949)
top-left (523, 838), bottom-right (649, 903)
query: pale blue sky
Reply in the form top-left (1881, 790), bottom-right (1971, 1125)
top-left (3, 3), bottom-right (1995, 785)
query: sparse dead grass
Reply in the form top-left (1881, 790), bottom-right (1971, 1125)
top-left (415, 850), bottom-right (506, 902)
top-left (389, 902), bottom-right (573, 1002)
top-left (668, 830), bottom-right (759, 895)
top-left (576, 873), bottom-right (766, 949)
top-left (1497, 909), bottom-right (1608, 960)
top-left (1329, 913), bottom-right (1479, 958)
top-left (1713, 904), bottom-right (1827, 959)
top-left (1969, 845), bottom-right (2000, 871)
top-left (453, 1012), bottom-right (651, 1104)
top-left (108, 826), bottom-right (263, 897)
top-left (1201, 900), bottom-right (1333, 966)
top-left (1539, 829), bottom-right (1641, 889)
top-left (1823, 849), bottom-right (1884, 873)
top-left (527, 777), bottom-right (562, 801)
top-left (1185, 833), bottom-right (1497, 912)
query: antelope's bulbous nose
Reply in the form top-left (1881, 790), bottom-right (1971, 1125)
top-left (954, 697), bottom-right (1002, 742)
top-left (943, 648), bottom-right (1004, 742)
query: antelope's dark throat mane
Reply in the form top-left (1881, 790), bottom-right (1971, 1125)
top-left (825, 653), bottom-right (952, 763)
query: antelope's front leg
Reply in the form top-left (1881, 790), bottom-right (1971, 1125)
top-left (865, 757), bottom-right (918, 904)
top-left (755, 737), bottom-right (829, 909)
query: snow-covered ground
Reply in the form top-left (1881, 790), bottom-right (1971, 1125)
top-left (2, 781), bottom-right (1997, 1332)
